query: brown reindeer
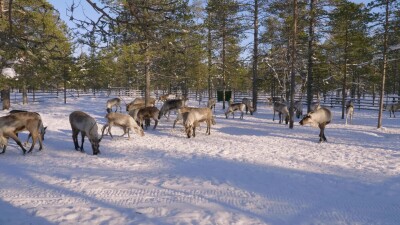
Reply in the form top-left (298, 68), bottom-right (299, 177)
top-left (69, 111), bottom-right (102, 155)
top-left (158, 99), bottom-right (187, 119)
top-left (9, 110), bottom-right (47, 145)
top-left (136, 107), bottom-right (160, 130)
top-left (241, 98), bottom-right (255, 115)
top-left (225, 103), bottom-right (246, 119)
top-left (0, 112), bottom-right (44, 154)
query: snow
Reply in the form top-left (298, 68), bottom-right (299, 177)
top-left (1, 95), bottom-right (400, 225)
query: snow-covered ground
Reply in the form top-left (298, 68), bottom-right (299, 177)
top-left (1, 96), bottom-right (400, 225)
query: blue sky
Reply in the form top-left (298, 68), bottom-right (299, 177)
top-left (48, 0), bottom-right (374, 30)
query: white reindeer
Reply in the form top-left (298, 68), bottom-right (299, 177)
top-left (273, 102), bottom-right (289, 124)
top-left (345, 100), bottom-right (354, 125)
top-left (182, 107), bottom-right (215, 138)
top-left (106, 98), bottom-right (122, 113)
top-left (299, 107), bottom-right (332, 143)
top-left (69, 111), bottom-right (102, 155)
top-left (225, 103), bottom-right (246, 119)
top-left (101, 112), bottom-right (144, 139)
top-left (0, 112), bottom-right (44, 154)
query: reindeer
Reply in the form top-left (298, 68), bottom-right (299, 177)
top-left (385, 103), bottom-right (400, 118)
top-left (101, 112), bottom-right (144, 139)
top-left (207, 98), bottom-right (217, 112)
top-left (174, 107), bottom-right (216, 128)
top-left (136, 107), bottom-right (159, 130)
top-left (311, 102), bottom-right (321, 112)
top-left (345, 100), bottom-right (354, 125)
top-left (273, 102), bottom-right (289, 124)
top-left (69, 111), bottom-right (102, 155)
top-left (293, 101), bottom-right (303, 119)
top-left (158, 99), bottom-right (187, 120)
top-left (158, 94), bottom-right (175, 102)
top-left (131, 97), bottom-right (156, 106)
top-left (225, 102), bottom-right (246, 119)
top-left (9, 110), bottom-right (47, 144)
top-left (126, 102), bottom-right (146, 112)
top-left (242, 98), bottom-right (255, 115)
top-left (182, 107), bottom-right (215, 138)
top-left (0, 112), bottom-right (44, 154)
top-left (299, 107), bottom-right (332, 143)
top-left (106, 98), bottom-right (121, 113)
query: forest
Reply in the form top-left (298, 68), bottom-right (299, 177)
top-left (0, 0), bottom-right (399, 128)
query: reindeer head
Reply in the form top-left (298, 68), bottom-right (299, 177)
top-left (185, 123), bottom-right (194, 138)
top-left (90, 138), bottom-right (101, 155)
top-left (299, 114), bottom-right (312, 126)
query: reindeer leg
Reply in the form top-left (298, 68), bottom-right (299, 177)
top-left (80, 132), bottom-right (85, 152)
top-left (193, 126), bottom-right (196, 137)
top-left (153, 119), bottom-right (158, 130)
top-left (0, 145), bottom-right (6, 154)
top-left (8, 133), bottom-right (27, 154)
top-left (240, 111), bottom-right (244, 119)
top-left (108, 125), bottom-right (114, 139)
top-left (24, 134), bottom-right (31, 146)
top-left (27, 132), bottom-right (37, 153)
top-left (72, 129), bottom-right (80, 151)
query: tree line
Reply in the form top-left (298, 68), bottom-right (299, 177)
top-left (1, 0), bottom-right (399, 128)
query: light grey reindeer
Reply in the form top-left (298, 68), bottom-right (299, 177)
top-left (345, 100), bottom-right (354, 125)
top-left (182, 107), bottom-right (215, 138)
top-left (242, 98), bottom-right (255, 115)
top-left (311, 102), bottom-right (321, 112)
top-left (225, 102), bottom-right (246, 119)
top-left (131, 97), bottom-right (156, 106)
top-left (273, 102), bottom-right (289, 124)
top-left (9, 110), bottom-right (47, 145)
top-left (299, 107), bottom-right (332, 143)
top-left (69, 111), bottom-right (102, 155)
top-left (175, 107), bottom-right (216, 129)
top-left (0, 112), bottom-right (44, 154)
top-left (385, 103), bottom-right (400, 118)
top-left (158, 99), bottom-right (187, 120)
top-left (293, 101), bottom-right (303, 119)
top-left (101, 112), bottom-right (144, 139)
top-left (106, 98), bottom-right (122, 113)
top-left (207, 98), bottom-right (217, 112)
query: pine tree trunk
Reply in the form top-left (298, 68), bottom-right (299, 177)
top-left (289, 0), bottom-right (297, 129)
top-left (377, 0), bottom-right (390, 128)
top-left (307, 0), bottom-right (316, 113)
top-left (252, 0), bottom-right (259, 112)
top-left (1, 87), bottom-right (11, 110)
top-left (22, 84), bottom-right (28, 105)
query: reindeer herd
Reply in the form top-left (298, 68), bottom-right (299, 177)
top-left (0, 95), bottom-right (398, 156)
